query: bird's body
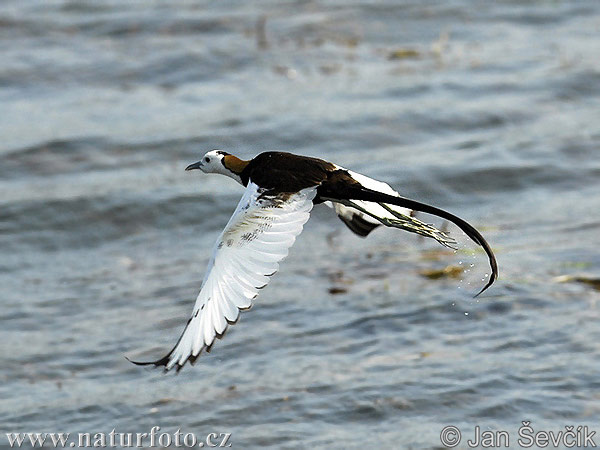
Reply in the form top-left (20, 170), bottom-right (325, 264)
top-left (130, 150), bottom-right (498, 372)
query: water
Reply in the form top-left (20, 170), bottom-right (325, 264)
top-left (2, 1), bottom-right (600, 448)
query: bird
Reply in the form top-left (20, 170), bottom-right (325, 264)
top-left (129, 150), bottom-right (498, 372)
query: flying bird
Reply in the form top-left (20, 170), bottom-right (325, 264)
top-left (130, 150), bottom-right (498, 372)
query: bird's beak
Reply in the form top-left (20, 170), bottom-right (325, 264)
top-left (185, 161), bottom-right (203, 171)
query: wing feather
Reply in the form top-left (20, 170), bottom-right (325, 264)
top-left (329, 169), bottom-right (457, 247)
top-left (333, 170), bottom-right (413, 232)
top-left (131, 181), bottom-right (316, 371)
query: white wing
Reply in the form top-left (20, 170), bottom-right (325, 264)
top-left (134, 182), bottom-right (316, 371)
top-left (328, 168), bottom-right (457, 247)
top-left (328, 169), bottom-right (413, 236)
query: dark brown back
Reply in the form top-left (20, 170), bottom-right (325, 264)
top-left (243, 152), bottom-right (337, 192)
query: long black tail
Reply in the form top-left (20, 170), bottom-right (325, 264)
top-left (330, 186), bottom-right (498, 296)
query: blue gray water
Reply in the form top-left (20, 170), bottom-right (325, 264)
top-left (2, 1), bottom-right (600, 449)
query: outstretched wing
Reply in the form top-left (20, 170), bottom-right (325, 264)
top-left (329, 170), bottom-right (455, 247)
top-left (329, 171), bottom-right (412, 237)
top-left (131, 182), bottom-right (316, 371)
top-left (331, 202), bottom-right (381, 237)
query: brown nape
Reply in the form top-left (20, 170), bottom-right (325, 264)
top-left (223, 155), bottom-right (250, 174)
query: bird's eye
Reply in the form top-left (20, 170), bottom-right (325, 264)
top-left (204, 157), bottom-right (210, 163)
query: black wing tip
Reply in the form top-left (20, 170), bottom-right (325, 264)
top-left (338, 212), bottom-right (379, 237)
top-left (126, 315), bottom-right (197, 373)
top-left (125, 353), bottom-right (184, 373)
top-left (126, 307), bottom-right (245, 374)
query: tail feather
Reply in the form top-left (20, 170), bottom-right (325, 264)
top-left (325, 185), bottom-right (498, 297)
top-left (378, 203), bottom-right (458, 249)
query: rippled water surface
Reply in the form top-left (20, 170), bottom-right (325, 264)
top-left (2, 1), bottom-right (600, 448)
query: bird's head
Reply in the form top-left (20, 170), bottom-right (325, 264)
top-left (186, 150), bottom-right (248, 185)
